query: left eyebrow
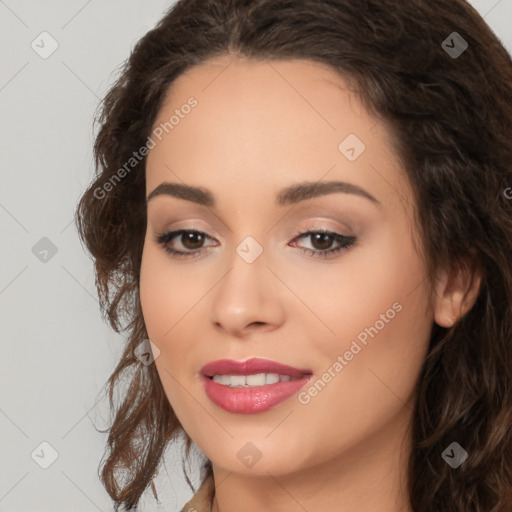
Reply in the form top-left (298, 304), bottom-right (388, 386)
top-left (275, 180), bottom-right (380, 207)
top-left (146, 180), bottom-right (381, 207)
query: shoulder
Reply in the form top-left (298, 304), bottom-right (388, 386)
top-left (179, 473), bottom-right (215, 512)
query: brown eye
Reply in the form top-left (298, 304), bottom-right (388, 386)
top-left (291, 229), bottom-right (356, 259)
top-left (154, 229), bottom-right (216, 259)
top-left (309, 232), bottom-right (335, 251)
top-left (155, 228), bottom-right (356, 260)
top-left (180, 231), bottom-right (206, 250)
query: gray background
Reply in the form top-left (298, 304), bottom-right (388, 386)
top-left (1, 1), bottom-right (511, 510)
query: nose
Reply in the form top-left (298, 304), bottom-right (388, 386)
top-left (209, 248), bottom-right (286, 339)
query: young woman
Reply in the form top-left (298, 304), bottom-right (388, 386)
top-left (75, 1), bottom-right (512, 511)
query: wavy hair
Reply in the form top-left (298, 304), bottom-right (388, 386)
top-left (75, 0), bottom-right (512, 510)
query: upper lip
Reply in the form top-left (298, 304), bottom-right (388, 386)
top-left (200, 357), bottom-right (313, 378)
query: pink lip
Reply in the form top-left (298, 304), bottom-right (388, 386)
top-left (200, 357), bottom-right (313, 414)
top-left (200, 357), bottom-right (312, 378)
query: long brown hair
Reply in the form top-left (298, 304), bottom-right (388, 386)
top-left (75, 0), bottom-right (512, 510)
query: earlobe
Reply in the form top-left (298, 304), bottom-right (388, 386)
top-left (433, 260), bottom-right (481, 328)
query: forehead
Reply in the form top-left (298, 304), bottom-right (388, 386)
top-left (145, 56), bottom-right (410, 215)
top-left (152, 56), bottom-right (376, 146)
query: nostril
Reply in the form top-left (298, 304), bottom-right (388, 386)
top-left (247, 322), bottom-right (269, 332)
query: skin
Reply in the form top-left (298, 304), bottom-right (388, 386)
top-left (139, 56), bottom-right (479, 512)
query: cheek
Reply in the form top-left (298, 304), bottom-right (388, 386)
top-left (283, 227), bottom-right (430, 356)
top-left (139, 254), bottom-right (171, 340)
top-left (139, 242), bottom-right (204, 341)
top-left (139, 243), bottom-right (200, 416)
top-left (317, 230), bottom-right (432, 386)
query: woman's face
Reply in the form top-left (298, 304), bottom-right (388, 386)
top-left (140, 56), bottom-right (435, 476)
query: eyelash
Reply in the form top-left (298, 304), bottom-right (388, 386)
top-left (154, 226), bottom-right (356, 260)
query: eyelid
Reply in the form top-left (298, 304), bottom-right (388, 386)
top-left (161, 221), bottom-right (211, 235)
top-left (157, 214), bottom-right (355, 238)
top-left (158, 220), bottom-right (353, 243)
top-left (292, 219), bottom-right (354, 238)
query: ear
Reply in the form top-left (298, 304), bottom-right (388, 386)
top-left (433, 259), bottom-right (481, 328)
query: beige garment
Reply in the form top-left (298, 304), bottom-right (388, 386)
top-left (179, 473), bottom-right (215, 512)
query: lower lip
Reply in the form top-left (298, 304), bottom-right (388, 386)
top-left (201, 374), bottom-right (312, 414)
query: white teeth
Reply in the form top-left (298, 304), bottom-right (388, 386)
top-left (265, 373), bottom-right (280, 385)
top-left (246, 373), bottom-right (266, 386)
top-left (213, 374), bottom-right (231, 385)
top-left (230, 375), bottom-right (246, 387)
top-left (212, 373), bottom-right (301, 387)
